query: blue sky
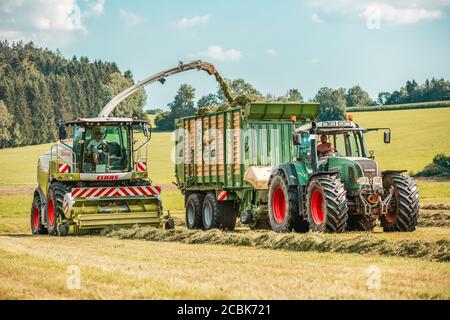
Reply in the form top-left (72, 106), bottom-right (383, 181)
top-left (1, 0), bottom-right (450, 110)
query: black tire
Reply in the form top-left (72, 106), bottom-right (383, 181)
top-left (347, 215), bottom-right (377, 231)
top-left (164, 219), bottom-right (175, 230)
top-left (31, 193), bottom-right (47, 235)
top-left (221, 201), bottom-right (237, 231)
top-left (306, 175), bottom-right (348, 233)
top-left (249, 215), bottom-right (271, 230)
top-left (381, 174), bottom-right (419, 232)
top-left (201, 193), bottom-right (221, 230)
top-left (268, 171), bottom-right (309, 233)
top-left (58, 223), bottom-right (68, 236)
top-left (46, 182), bottom-right (71, 236)
top-left (185, 193), bottom-right (204, 229)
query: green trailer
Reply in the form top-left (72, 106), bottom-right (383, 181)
top-left (175, 101), bottom-right (419, 233)
top-left (174, 102), bottom-right (319, 230)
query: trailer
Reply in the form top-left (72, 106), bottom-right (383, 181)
top-left (174, 102), bottom-right (320, 230)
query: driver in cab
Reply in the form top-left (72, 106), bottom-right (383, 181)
top-left (86, 130), bottom-right (106, 171)
top-left (317, 134), bottom-right (334, 157)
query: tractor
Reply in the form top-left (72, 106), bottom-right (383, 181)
top-left (268, 119), bottom-right (420, 232)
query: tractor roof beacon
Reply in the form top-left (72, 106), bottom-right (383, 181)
top-left (31, 60), bottom-right (228, 236)
top-left (174, 104), bottom-right (420, 233)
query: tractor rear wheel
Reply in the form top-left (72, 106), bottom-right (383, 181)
top-left (347, 214), bottom-right (377, 231)
top-left (31, 193), bottom-right (47, 235)
top-left (46, 182), bottom-right (71, 236)
top-left (268, 171), bottom-right (309, 233)
top-left (306, 175), bottom-right (348, 233)
top-left (185, 193), bottom-right (204, 229)
top-left (381, 174), bottom-right (419, 232)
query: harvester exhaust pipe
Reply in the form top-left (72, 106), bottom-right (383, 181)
top-left (310, 122), bottom-right (319, 172)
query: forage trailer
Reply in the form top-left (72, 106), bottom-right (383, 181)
top-left (175, 102), bottom-right (419, 232)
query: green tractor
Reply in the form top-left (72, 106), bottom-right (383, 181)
top-left (268, 119), bottom-right (420, 232)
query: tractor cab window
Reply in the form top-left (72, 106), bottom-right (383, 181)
top-left (82, 125), bottom-right (130, 173)
top-left (330, 131), bottom-right (362, 158)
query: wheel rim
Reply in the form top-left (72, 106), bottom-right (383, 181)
top-left (204, 202), bottom-right (212, 227)
top-left (187, 203), bottom-right (195, 226)
top-left (47, 197), bottom-right (55, 226)
top-left (33, 206), bottom-right (39, 230)
top-left (272, 187), bottom-right (286, 224)
top-left (311, 189), bottom-right (324, 225)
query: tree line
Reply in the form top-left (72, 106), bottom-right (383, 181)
top-left (155, 77), bottom-right (450, 130)
top-left (0, 41), bottom-right (146, 148)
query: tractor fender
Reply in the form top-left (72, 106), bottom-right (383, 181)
top-left (382, 170), bottom-right (407, 177)
top-left (307, 170), bottom-right (341, 186)
top-left (270, 164), bottom-right (300, 186)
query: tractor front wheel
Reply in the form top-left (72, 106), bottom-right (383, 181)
top-left (381, 174), bottom-right (419, 232)
top-left (268, 172), bottom-right (309, 233)
top-left (306, 175), bottom-right (348, 233)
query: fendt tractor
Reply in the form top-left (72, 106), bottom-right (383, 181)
top-left (31, 60), bottom-right (227, 235)
top-left (175, 102), bottom-right (420, 233)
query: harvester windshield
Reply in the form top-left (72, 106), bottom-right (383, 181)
top-left (79, 125), bottom-right (130, 173)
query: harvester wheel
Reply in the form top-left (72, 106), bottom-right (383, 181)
top-left (46, 182), bottom-right (71, 235)
top-left (185, 193), bottom-right (204, 229)
top-left (347, 215), bottom-right (377, 231)
top-left (268, 171), bottom-right (309, 233)
top-left (381, 174), bottom-right (419, 232)
top-left (306, 175), bottom-right (348, 233)
top-left (31, 194), bottom-right (47, 235)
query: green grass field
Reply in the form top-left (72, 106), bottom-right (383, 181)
top-left (0, 107), bottom-right (449, 300)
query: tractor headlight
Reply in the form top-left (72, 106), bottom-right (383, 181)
top-left (356, 176), bottom-right (370, 185)
top-left (372, 176), bottom-right (383, 186)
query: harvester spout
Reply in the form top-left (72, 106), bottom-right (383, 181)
top-left (98, 60), bottom-right (234, 118)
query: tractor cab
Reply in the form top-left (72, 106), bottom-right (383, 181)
top-left (56, 117), bottom-right (150, 174)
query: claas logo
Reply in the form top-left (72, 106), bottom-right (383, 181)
top-left (96, 175), bottom-right (118, 180)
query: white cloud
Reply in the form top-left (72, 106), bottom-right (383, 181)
top-left (0, 0), bottom-right (85, 48)
top-left (84, 0), bottom-right (105, 17)
top-left (266, 49), bottom-right (277, 56)
top-left (200, 46), bottom-right (242, 61)
top-left (361, 3), bottom-right (442, 25)
top-left (176, 14), bottom-right (210, 29)
top-left (311, 13), bottom-right (324, 23)
top-left (307, 0), bottom-right (448, 25)
top-left (120, 9), bottom-right (142, 28)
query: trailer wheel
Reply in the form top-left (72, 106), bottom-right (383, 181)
top-left (221, 201), bottom-right (237, 231)
top-left (381, 174), bottom-right (419, 232)
top-left (46, 182), bottom-right (71, 235)
top-left (347, 215), bottom-right (376, 231)
top-left (31, 193), bottom-right (47, 235)
top-left (185, 193), bottom-right (204, 229)
top-left (249, 216), bottom-right (270, 230)
top-left (268, 172), bottom-right (308, 233)
top-left (306, 175), bottom-right (348, 233)
top-left (202, 193), bottom-right (221, 230)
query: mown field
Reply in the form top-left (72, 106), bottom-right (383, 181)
top-left (0, 107), bottom-right (449, 299)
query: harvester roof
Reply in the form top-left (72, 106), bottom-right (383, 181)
top-left (65, 117), bottom-right (147, 126)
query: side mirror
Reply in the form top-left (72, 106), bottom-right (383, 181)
top-left (384, 130), bottom-right (391, 144)
top-left (293, 133), bottom-right (301, 146)
top-left (58, 124), bottom-right (67, 140)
